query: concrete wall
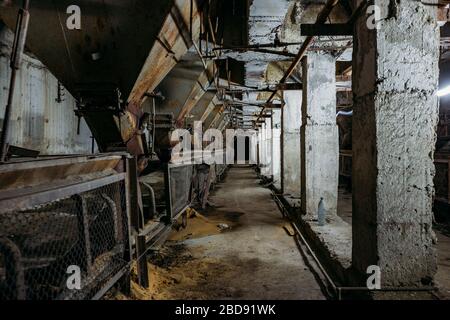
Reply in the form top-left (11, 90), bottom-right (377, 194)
top-left (0, 25), bottom-right (93, 155)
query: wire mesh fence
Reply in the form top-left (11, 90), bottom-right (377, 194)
top-left (0, 180), bottom-right (130, 300)
top-left (169, 165), bottom-right (193, 218)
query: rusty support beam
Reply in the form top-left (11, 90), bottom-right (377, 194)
top-left (175, 61), bottom-right (215, 127)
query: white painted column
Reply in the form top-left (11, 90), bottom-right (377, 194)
top-left (351, 0), bottom-right (439, 287)
top-left (300, 52), bottom-right (339, 220)
top-left (282, 90), bottom-right (302, 198)
top-left (272, 109), bottom-right (282, 189)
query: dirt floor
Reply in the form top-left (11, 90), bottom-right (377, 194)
top-left (113, 166), bottom-right (326, 300)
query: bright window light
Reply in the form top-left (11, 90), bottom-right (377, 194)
top-left (437, 86), bottom-right (450, 97)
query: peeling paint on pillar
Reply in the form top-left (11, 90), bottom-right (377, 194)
top-left (352, 0), bottom-right (439, 287)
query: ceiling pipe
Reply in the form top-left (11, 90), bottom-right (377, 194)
top-left (255, 0), bottom-right (341, 124)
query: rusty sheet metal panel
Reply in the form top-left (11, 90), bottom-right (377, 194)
top-left (155, 57), bottom-right (214, 127)
top-left (0, 0), bottom-right (174, 105)
top-left (128, 0), bottom-right (203, 107)
top-left (203, 104), bottom-right (223, 129)
top-left (206, 105), bottom-right (225, 129)
top-left (0, 26), bottom-right (94, 155)
top-left (0, 154), bottom-right (124, 192)
top-left (175, 61), bottom-right (215, 126)
top-left (200, 97), bottom-right (220, 123)
top-left (186, 91), bottom-right (216, 125)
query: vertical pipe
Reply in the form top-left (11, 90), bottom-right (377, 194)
top-left (0, 0), bottom-right (31, 162)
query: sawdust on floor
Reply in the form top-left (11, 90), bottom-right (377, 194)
top-left (109, 167), bottom-right (325, 300)
top-left (168, 208), bottom-right (238, 242)
top-left (110, 209), bottom-right (241, 300)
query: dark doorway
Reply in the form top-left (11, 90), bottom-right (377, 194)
top-left (234, 136), bottom-right (250, 164)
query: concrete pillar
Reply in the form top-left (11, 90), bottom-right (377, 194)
top-left (263, 117), bottom-right (273, 178)
top-left (352, 0), bottom-right (439, 286)
top-left (259, 123), bottom-right (267, 174)
top-left (300, 52), bottom-right (339, 219)
top-left (272, 109), bottom-right (282, 189)
top-left (251, 132), bottom-right (258, 164)
top-left (282, 90), bottom-right (302, 198)
top-left (260, 124), bottom-right (265, 172)
top-left (258, 127), bottom-right (263, 168)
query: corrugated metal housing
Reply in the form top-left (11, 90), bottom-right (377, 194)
top-left (0, 23), bottom-right (94, 155)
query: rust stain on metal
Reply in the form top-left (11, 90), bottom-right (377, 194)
top-left (0, 158), bottom-right (122, 192)
top-left (128, 0), bottom-right (202, 108)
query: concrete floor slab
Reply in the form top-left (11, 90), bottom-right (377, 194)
top-left (149, 166), bottom-right (326, 300)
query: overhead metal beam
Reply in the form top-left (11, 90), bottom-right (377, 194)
top-left (276, 83), bottom-right (303, 91)
top-left (256, 0), bottom-right (341, 123)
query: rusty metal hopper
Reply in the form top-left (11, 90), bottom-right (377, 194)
top-left (1, 0), bottom-right (203, 160)
top-left (0, 0), bottom-right (201, 107)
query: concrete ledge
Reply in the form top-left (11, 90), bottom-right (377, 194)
top-left (278, 193), bottom-right (352, 285)
top-left (299, 215), bottom-right (352, 285)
